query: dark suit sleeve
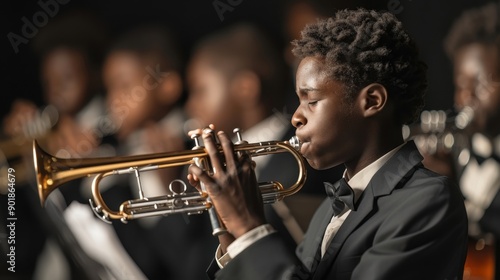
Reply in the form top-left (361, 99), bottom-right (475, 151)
top-left (351, 176), bottom-right (467, 280)
top-left (209, 232), bottom-right (310, 280)
top-left (480, 189), bottom-right (500, 236)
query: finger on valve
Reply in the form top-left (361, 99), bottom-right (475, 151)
top-left (187, 169), bottom-right (201, 191)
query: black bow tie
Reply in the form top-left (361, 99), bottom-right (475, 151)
top-left (324, 178), bottom-right (356, 216)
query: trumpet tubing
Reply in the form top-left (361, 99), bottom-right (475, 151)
top-left (33, 134), bottom-right (306, 225)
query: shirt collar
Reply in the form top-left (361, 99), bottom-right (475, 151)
top-left (343, 142), bottom-right (406, 201)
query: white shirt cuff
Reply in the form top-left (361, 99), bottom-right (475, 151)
top-left (215, 224), bottom-right (275, 268)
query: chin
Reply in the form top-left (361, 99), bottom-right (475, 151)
top-left (306, 156), bottom-right (344, 171)
top-left (305, 158), bottom-right (331, 171)
top-left (305, 158), bottom-right (320, 170)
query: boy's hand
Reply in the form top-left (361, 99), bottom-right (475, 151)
top-left (187, 128), bottom-right (266, 239)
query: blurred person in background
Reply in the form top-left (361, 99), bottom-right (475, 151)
top-left (0, 10), bottom-right (112, 280)
top-left (3, 11), bottom-right (108, 160)
top-left (421, 2), bottom-right (500, 279)
top-left (76, 25), bottom-right (217, 280)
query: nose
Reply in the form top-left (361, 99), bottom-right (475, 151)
top-left (291, 107), bottom-right (306, 128)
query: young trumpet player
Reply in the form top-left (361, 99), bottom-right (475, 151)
top-left (188, 8), bottom-right (468, 279)
top-left (185, 23), bottom-right (343, 247)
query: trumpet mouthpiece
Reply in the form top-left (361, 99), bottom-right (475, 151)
top-left (288, 136), bottom-right (301, 151)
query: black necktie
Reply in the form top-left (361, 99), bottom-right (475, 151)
top-left (324, 178), bottom-right (356, 216)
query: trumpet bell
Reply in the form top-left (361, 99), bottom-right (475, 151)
top-left (33, 140), bottom-right (54, 206)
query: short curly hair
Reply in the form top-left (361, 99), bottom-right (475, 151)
top-left (292, 8), bottom-right (427, 125)
top-left (444, 2), bottom-right (500, 58)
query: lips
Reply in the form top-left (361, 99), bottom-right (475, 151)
top-left (299, 141), bottom-right (310, 158)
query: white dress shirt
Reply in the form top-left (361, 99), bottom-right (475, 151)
top-left (460, 133), bottom-right (500, 236)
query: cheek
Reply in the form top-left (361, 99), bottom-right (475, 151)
top-left (309, 108), bottom-right (361, 169)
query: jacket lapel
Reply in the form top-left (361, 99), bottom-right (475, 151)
top-left (296, 199), bottom-right (334, 272)
top-left (312, 141), bottom-right (423, 278)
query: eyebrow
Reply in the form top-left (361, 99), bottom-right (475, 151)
top-left (296, 87), bottom-right (321, 96)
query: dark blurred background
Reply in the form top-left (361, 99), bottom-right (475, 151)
top-left (0, 1), bottom-right (497, 279)
top-left (1, 0), bottom-right (495, 120)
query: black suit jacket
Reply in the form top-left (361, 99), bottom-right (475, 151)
top-left (209, 141), bottom-right (468, 279)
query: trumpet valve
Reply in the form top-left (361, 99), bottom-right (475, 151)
top-left (233, 128), bottom-right (246, 145)
top-left (191, 132), bottom-right (202, 148)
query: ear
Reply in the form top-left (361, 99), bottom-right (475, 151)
top-left (156, 72), bottom-right (183, 106)
top-left (230, 70), bottom-right (261, 107)
top-left (358, 83), bottom-right (389, 118)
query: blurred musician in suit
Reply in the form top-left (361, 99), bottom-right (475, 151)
top-left (422, 2), bottom-right (500, 278)
top-left (88, 25), bottom-right (217, 280)
top-left (3, 11), bottom-right (108, 161)
top-left (0, 11), bottom-right (111, 279)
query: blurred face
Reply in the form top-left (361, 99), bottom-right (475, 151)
top-left (185, 53), bottom-right (242, 134)
top-left (292, 56), bottom-right (363, 170)
top-left (41, 47), bottom-right (90, 115)
top-left (103, 51), bottom-right (155, 139)
top-left (454, 44), bottom-right (500, 137)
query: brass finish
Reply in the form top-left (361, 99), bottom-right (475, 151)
top-left (33, 137), bottom-right (306, 223)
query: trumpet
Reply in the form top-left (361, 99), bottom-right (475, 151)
top-left (403, 106), bottom-right (474, 167)
top-left (402, 106), bottom-right (474, 154)
top-left (33, 128), bottom-right (306, 235)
